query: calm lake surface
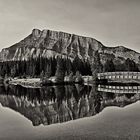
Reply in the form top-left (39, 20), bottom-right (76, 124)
top-left (0, 84), bottom-right (140, 140)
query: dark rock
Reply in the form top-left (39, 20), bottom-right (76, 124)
top-left (0, 29), bottom-right (140, 66)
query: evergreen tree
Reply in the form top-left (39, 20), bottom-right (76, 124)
top-left (55, 57), bottom-right (65, 82)
top-left (65, 57), bottom-right (72, 75)
top-left (91, 51), bottom-right (102, 81)
top-left (51, 56), bottom-right (57, 76)
top-left (73, 55), bottom-right (83, 74)
top-left (104, 59), bottom-right (115, 72)
top-left (40, 71), bottom-right (45, 81)
top-left (124, 58), bottom-right (139, 71)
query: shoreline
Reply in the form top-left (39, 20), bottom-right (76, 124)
top-left (8, 77), bottom-right (140, 88)
top-left (8, 76), bottom-right (93, 88)
top-left (9, 78), bottom-right (42, 88)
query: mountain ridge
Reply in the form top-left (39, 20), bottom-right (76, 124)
top-left (0, 28), bottom-right (140, 66)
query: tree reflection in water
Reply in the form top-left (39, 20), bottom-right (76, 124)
top-left (0, 84), bottom-right (139, 126)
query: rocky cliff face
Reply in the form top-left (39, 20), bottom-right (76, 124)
top-left (0, 29), bottom-right (140, 64)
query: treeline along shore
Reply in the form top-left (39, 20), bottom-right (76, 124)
top-left (0, 51), bottom-right (140, 86)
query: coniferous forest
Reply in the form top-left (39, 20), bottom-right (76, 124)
top-left (0, 56), bottom-right (92, 78)
top-left (0, 53), bottom-right (139, 79)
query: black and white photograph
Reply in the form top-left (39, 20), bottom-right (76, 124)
top-left (0, 0), bottom-right (140, 140)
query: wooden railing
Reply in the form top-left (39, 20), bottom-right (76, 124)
top-left (98, 85), bottom-right (140, 94)
top-left (97, 72), bottom-right (140, 80)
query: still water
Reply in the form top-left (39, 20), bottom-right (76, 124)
top-left (0, 84), bottom-right (140, 140)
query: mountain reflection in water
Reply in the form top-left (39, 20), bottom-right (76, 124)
top-left (0, 84), bottom-right (140, 126)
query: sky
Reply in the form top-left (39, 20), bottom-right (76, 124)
top-left (0, 0), bottom-right (140, 52)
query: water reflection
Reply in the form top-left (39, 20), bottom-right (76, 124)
top-left (0, 84), bottom-right (140, 126)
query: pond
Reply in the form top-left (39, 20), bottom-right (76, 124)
top-left (0, 84), bottom-right (140, 140)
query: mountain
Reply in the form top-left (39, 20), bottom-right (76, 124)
top-left (0, 28), bottom-right (140, 65)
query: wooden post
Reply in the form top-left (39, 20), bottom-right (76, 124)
top-left (132, 72), bottom-right (134, 79)
top-left (136, 72), bottom-right (138, 80)
top-left (115, 72), bottom-right (117, 80)
top-left (123, 72), bottom-right (125, 80)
